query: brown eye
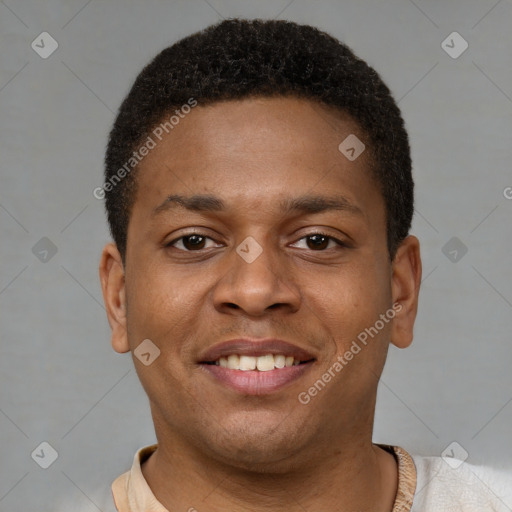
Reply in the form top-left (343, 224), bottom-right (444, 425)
top-left (182, 235), bottom-right (206, 250)
top-left (290, 233), bottom-right (345, 251)
top-left (167, 234), bottom-right (220, 251)
top-left (306, 234), bottom-right (330, 250)
top-left (165, 233), bottom-right (222, 252)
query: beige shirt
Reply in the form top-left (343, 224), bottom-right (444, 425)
top-left (111, 444), bottom-right (417, 512)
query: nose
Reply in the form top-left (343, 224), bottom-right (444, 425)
top-left (212, 237), bottom-right (300, 317)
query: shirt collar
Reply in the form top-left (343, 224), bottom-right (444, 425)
top-left (379, 444), bottom-right (417, 511)
top-left (112, 444), bottom-right (166, 512)
top-left (112, 443), bottom-right (417, 512)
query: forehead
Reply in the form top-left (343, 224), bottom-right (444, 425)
top-left (130, 96), bottom-right (383, 225)
top-left (159, 97), bottom-right (364, 161)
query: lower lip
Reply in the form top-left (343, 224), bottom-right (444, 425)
top-left (200, 362), bottom-right (314, 395)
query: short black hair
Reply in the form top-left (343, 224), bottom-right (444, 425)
top-left (104, 18), bottom-right (413, 261)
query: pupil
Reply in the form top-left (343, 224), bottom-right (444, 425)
top-left (185, 235), bottom-right (205, 250)
top-left (308, 235), bottom-right (328, 250)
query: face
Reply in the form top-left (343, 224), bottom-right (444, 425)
top-left (100, 97), bottom-right (421, 471)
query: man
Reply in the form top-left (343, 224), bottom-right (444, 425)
top-left (98, 18), bottom-right (510, 511)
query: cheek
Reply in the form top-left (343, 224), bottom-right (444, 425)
top-left (125, 264), bottom-right (206, 350)
top-left (124, 268), bottom-right (207, 412)
top-left (310, 263), bottom-right (391, 350)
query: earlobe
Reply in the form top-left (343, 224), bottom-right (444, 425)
top-left (99, 243), bottom-right (130, 353)
top-left (390, 235), bottom-right (422, 349)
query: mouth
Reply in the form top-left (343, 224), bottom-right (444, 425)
top-left (198, 339), bottom-right (317, 395)
top-left (202, 353), bottom-right (315, 370)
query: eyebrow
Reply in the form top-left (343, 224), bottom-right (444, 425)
top-left (152, 193), bottom-right (363, 217)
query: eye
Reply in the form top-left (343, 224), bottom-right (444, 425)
top-left (167, 234), bottom-right (221, 251)
top-left (290, 233), bottom-right (345, 251)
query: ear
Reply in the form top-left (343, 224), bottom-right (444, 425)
top-left (99, 243), bottom-right (130, 353)
top-left (390, 235), bottom-right (422, 349)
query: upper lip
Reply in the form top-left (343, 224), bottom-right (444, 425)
top-left (198, 338), bottom-right (317, 363)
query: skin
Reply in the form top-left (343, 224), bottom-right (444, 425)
top-left (100, 97), bottom-right (422, 511)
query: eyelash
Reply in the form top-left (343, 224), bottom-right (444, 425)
top-left (166, 232), bottom-right (347, 252)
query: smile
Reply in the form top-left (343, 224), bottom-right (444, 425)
top-left (198, 338), bottom-right (317, 395)
top-left (206, 353), bottom-right (310, 371)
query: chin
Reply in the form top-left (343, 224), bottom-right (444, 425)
top-left (197, 413), bottom-right (311, 472)
top-left (214, 442), bottom-right (303, 474)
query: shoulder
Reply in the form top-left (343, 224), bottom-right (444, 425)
top-left (411, 454), bottom-right (512, 511)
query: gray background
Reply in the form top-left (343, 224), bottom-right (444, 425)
top-left (1, 0), bottom-right (511, 510)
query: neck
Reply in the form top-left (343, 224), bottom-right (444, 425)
top-left (141, 431), bottom-right (398, 511)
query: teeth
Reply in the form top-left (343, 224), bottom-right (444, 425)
top-left (274, 355), bottom-right (286, 368)
top-left (213, 354), bottom-right (305, 370)
top-left (227, 354), bottom-right (240, 370)
top-left (239, 355), bottom-right (256, 370)
top-left (256, 354), bottom-right (275, 372)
